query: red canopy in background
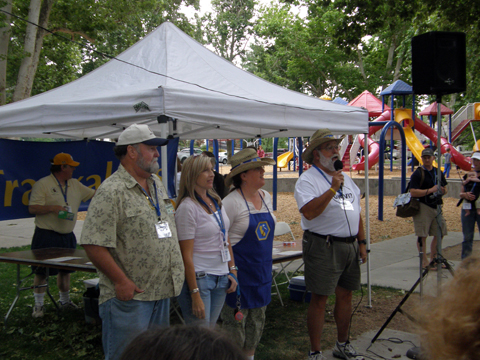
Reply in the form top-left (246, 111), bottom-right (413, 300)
top-left (348, 90), bottom-right (391, 118)
top-left (419, 101), bottom-right (454, 116)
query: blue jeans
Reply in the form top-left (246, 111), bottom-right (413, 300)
top-left (461, 209), bottom-right (480, 259)
top-left (177, 272), bottom-right (229, 328)
top-left (443, 163), bottom-right (451, 177)
top-left (99, 298), bottom-right (170, 360)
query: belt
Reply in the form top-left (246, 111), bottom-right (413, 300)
top-left (306, 230), bottom-right (356, 243)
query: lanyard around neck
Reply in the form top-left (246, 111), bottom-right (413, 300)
top-left (138, 181), bottom-right (161, 219)
top-left (54, 176), bottom-right (68, 205)
top-left (312, 165), bottom-right (343, 196)
top-left (196, 193), bottom-right (226, 239)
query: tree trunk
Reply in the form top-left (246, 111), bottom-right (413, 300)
top-left (23, 0), bottom-right (55, 99)
top-left (0, 0), bottom-right (13, 105)
top-left (393, 52), bottom-right (403, 81)
top-left (12, 0), bottom-right (42, 102)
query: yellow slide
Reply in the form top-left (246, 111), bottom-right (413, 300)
top-left (277, 151), bottom-right (293, 168)
top-left (395, 109), bottom-right (438, 168)
top-left (473, 140), bottom-right (480, 151)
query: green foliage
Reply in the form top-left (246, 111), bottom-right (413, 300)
top-left (3, 0), bottom-right (199, 103)
top-left (200, 0), bottom-right (257, 62)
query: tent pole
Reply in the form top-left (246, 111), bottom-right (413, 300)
top-left (160, 123), bottom-right (169, 192)
top-left (365, 132), bottom-right (372, 308)
top-left (273, 137), bottom-right (278, 211)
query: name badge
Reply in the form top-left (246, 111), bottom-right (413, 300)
top-left (221, 242), bottom-right (231, 263)
top-left (463, 202), bottom-right (472, 210)
top-left (156, 221), bottom-right (172, 238)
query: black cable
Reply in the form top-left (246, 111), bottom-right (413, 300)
top-left (0, 9), bottom-right (366, 114)
top-left (366, 337), bottom-right (419, 360)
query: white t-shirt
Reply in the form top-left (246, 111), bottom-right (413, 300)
top-left (294, 167), bottom-right (361, 237)
top-left (223, 189), bottom-right (276, 246)
top-left (175, 197), bottom-right (230, 275)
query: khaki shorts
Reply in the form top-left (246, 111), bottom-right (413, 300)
top-left (413, 202), bottom-right (447, 238)
top-left (302, 231), bottom-right (360, 296)
top-left (220, 304), bottom-right (266, 350)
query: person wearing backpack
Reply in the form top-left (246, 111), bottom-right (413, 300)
top-left (409, 148), bottom-right (448, 269)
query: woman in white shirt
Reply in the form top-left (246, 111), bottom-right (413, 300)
top-left (175, 155), bottom-right (237, 327)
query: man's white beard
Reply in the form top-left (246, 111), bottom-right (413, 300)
top-left (319, 151), bottom-right (337, 172)
top-left (137, 155), bottom-right (160, 174)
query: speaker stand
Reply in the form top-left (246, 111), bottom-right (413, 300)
top-left (371, 231), bottom-right (454, 344)
top-left (370, 242), bottom-right (429, 345)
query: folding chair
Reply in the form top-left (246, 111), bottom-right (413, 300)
top-left (272, 222), bottom-right (304, 306)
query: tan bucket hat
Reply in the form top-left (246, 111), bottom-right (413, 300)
top-left (225, 148), bottom-right (276, 187)
top-left (302, 129), bottom-right (345, 165)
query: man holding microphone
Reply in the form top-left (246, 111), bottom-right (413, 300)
top-left (294, 129), bottom-right (366, 360)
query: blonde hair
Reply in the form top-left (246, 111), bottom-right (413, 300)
top-left (176, 155), bottom-right (222, 209)
top-left (415, 256), bottom-right (480, 360)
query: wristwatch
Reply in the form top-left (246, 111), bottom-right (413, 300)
top-left (358, 239), bottom-right (367, 245)
top-left (229, 265), bottom-right (238, 271)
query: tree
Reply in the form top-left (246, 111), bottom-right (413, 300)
top-left (1, 0), bottom-right (198, 104)
top-left (201, 0), bottom-right (257, 62)
top-left (244, 2), bottom-right (367, 99)
top-left (0, 0), bottom-right (12, 105)
top-left (244, 0), bottom-right (433, 101)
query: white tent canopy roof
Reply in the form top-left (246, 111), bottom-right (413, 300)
top-left (0, 22), bottom-right (368, 140)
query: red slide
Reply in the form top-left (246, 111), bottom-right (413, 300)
top-left (352, 111), bottom-right (390, 171)
top-left (411, 116), bottom-right (471, 171)
top-left (352, 110), bottom-right (471, 171)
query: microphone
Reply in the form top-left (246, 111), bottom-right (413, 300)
top-left (333, 159), bottom-right (343, 190)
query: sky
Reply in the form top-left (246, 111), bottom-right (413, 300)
top-left (179, 0), bottom-right (307, 20)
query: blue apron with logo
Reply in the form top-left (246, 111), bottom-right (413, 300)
top-left (225, 192), bottom-right (275, 309)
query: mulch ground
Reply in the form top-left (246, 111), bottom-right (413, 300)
top-left (79, 166), bottom-right (471, 260)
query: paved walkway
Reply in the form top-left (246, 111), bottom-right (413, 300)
top-left (1, 218), bottom-right (475, 360)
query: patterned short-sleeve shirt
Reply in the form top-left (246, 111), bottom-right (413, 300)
top-left (79, 164), bottom-right (184, 304)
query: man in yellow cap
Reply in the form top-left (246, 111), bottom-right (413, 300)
top-left (29, 153), bottom-right (95, 318)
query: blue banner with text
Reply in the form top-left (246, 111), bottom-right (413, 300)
top-left (0, 138), bottom-right (178, 220)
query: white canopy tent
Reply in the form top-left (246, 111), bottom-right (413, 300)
top-left (0, 21), bottom-right (372, 305)
top-left (0, 22), bottom-right (368, 139)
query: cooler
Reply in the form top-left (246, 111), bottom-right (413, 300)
top-left (288, 275), bottom-right (311, 303)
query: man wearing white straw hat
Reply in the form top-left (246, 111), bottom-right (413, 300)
top-left (294, 129), bottom-right (367, 360)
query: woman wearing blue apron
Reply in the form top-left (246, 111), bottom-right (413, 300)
top-left (221, 148), bottom-right (276, 360)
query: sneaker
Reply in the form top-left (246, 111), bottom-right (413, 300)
top-left (32, 305), bottom-right (44, 318)
top-left (332, 341), bottom-right (363, 359)
top-left (308, 351), bottom-right (327, 360)
top-left (59, 300), bottom-right (79, 310)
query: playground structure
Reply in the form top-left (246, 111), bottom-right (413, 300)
top-left (344, 80), bottom-right (478, 220)
top-left (350, 108), bottom-right (472, 172)
top-left (190, 83), bottom-right (478, 220)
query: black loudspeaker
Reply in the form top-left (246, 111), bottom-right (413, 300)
top-left (412, 31), bottom-right (466, 95)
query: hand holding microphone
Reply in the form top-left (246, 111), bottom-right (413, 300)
top-left (333, 159), bottom-right (344, 191)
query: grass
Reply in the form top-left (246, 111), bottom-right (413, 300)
top-left (0, 247), bottom-right (409, 360)
top-left (0, 245), bottom-right (103, 359)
